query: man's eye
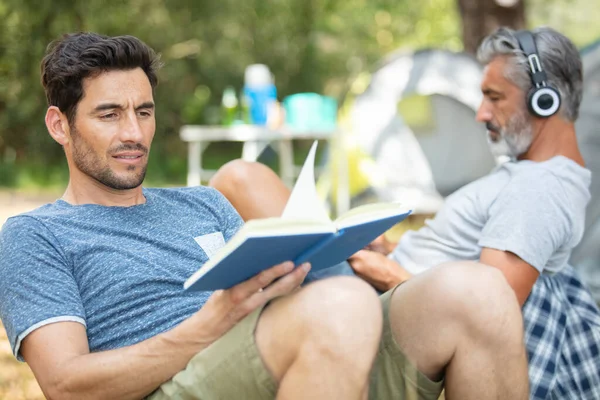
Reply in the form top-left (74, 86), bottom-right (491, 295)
top-left (100, 113), bottom-right (117, 119)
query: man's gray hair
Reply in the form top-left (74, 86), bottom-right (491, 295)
top-left (477, 27), bottom-right (583, 121)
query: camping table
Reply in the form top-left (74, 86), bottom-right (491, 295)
top-left (179, 125), bottom-right (350, 215)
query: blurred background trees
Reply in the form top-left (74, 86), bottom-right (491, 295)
top-left (457, 0), bottom-right (526, 54)
top-left (0, 0), bottom-right (598, 188)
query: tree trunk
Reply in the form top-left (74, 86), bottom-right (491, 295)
top-left (457, 0), bottom-right (526, 54)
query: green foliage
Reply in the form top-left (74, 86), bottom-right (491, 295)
top-left (0, 162), bottom-right (16, 186)
top-left (527, 0), bottom-right (600, 48)
top-left (0, 0), bottom-right (598, 188)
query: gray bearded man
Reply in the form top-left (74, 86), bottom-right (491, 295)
top-left (212, 27), bottom-right (600, 400)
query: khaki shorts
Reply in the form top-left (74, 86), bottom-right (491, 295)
top-left (149, 286), bottom-right (443, 400)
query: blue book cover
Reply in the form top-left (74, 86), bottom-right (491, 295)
top-left (184, 208), bottom-right (411, 291)
top-left (184, 141), bottom-right (411, 292)
top-left (295, 212), bottom-right (411, 271)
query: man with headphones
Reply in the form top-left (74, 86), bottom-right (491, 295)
top-left (211, 26), bottom-right (600, 399)
top-left (351, 26), bottom-right (600, 400)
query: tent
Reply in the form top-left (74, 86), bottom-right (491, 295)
top-left (571, 39), bottom-right (600, 302)
top-left (342, 44), bottom-right (600, 301)
top-left (346, 49), bottom-right (496, 213)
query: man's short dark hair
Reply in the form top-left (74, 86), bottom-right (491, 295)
top-left (41, 32), bottom-right (162, 124)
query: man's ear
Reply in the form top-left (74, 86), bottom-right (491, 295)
top-left (45, 106), bottom-right (70, 145)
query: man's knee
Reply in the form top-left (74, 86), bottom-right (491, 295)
top-left (209, 159), bottom-right (289, 220)
top-left (298, 276), bottom-right (383, 340)
top-left (415, 262), bottom-right (522, 332)
top-left (209, 159), bottom-right (256, 194)
top-left (257, 276), bottom-right (383, 379)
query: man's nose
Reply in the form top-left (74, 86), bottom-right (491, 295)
top-left (120, 113), bottom-right (144, 142)
top-left (476, 103), bottom-right (492, 123)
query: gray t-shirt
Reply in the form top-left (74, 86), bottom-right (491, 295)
top-left (0, 187), bottom-right (243, 360)
top-left (391, 156), bottom-right (591, 275)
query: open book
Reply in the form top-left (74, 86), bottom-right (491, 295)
top-left (184, 141), bottom-right (411, 291)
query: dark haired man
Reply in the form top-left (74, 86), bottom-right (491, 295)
top-left (0, 32), bottom-right (528, 399)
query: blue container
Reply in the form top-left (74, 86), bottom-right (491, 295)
top-left (243, 84), bottom-right (277, 125)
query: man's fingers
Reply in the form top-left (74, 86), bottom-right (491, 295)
top-left (234, 263), bottom-right (311, 320)
top-left (348, 259), bottom-right (363, 273)
top-left (261, 262), bottom-right (311, 299)
top-left (228, 261), bottom-right (294, 304)
top-left (348, 250), bottom-right (368, 266)
top-left (348, 250), bottom-right (363, 261)
top-left (349, 251), bottom-right (373, 274)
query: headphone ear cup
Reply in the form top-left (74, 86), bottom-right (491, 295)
top-left (527, 88), bottom-right (538, 116)
top-left (528, 86), bottom-right (561, 118)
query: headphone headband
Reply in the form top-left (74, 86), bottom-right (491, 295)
top-left (515, 30), bottom-right (548, 88)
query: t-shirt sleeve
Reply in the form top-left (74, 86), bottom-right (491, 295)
top-left (478, 171), bottom-right (572, 273)
top-left (0, 216), bottom-right (86, 361)
top-left (205, 188), bottom-right (245, 241)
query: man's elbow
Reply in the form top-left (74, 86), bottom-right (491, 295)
top-left (43, 380), bottom-right (81, 400)
top-left (45, 387), bottom-right (105, 400)
top-left (42, 370), bottom-right (100, 400)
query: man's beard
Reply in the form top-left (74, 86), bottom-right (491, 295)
top-left (70, 126), bottom-right (148, 190)
top-left (486, 110), bottom-right (533, 159)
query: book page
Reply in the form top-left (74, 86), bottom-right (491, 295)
top-left (334, 202), bottom-right (411, 230)
top-left (281, 141), bottom-right (331, 223)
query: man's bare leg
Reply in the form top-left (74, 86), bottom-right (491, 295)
top-left (256, 276), bottom-right (382, 399)
top-left (210, 160), bottom-right (290, 221)
top-left (212, 161), bottom-right (530, 398)
top-left (389, 262), bottom-right (529, 400)
top-left (212, 162), bottom-right (383, 397)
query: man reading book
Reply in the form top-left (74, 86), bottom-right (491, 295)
top-left (211, 27), bottom-right (600, 400)
top-left (0, 32), bottom-right (528, 400)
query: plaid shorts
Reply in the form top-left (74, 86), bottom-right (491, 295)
top-left (523, 265), bottom-right (600, 399)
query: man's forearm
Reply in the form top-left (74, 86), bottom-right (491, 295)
top-left (47, 314), bottom-right (209, 400)
top-left (31, 262), bottom-right (306, 400)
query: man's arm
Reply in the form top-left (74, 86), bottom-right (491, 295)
top-left (23, 318), bottom-right (206, 400)
top-left (350, 245), bottom-right (540, 304)
top-left (21, 261), bottom-right (310, 400)
top-left (477, 171), bottom-right (573, 307)
top-left (479, 248), bottom-right (540, 306)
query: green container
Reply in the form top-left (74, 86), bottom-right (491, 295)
top-left (221, 86), bottom-right (238, 126)
top-left (283, 93), bottom-right (337, 132)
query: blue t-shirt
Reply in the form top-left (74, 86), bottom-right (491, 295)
top-left (0, 187), bottom-right (243, 360)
